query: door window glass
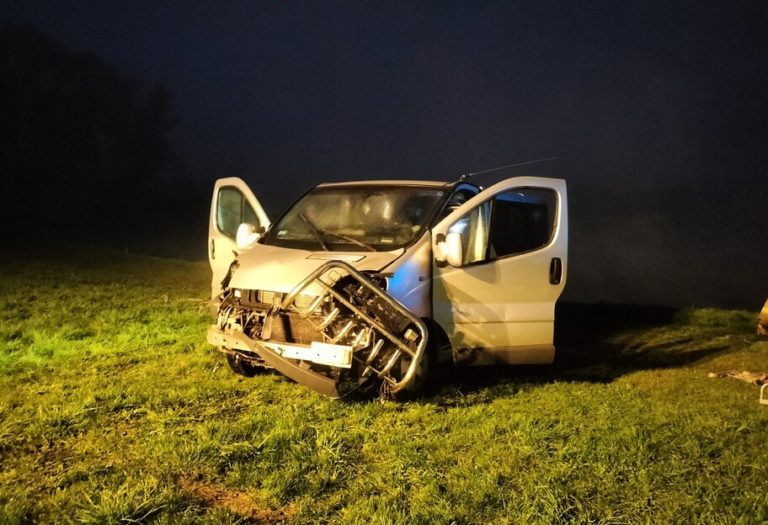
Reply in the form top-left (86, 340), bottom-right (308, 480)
top-left (449, 202), bottom-right (490, 265)
top-left (434, 186), bottom-right (480, 225)
top-left (488, 188), bottom-right (556, 258)
top-left (447, 187), bottom-right (557, 265)
top-left (242, 200), bottom-right (259, 228)
top-left (217, 187), bottom-right (258, 238)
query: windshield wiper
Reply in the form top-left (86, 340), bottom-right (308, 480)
top-left (320, 230), bottom-right (376, 252)
top-left (298, 212), bottom-right (329, 251)
top-left (297, 213), bottom-right (376, 252)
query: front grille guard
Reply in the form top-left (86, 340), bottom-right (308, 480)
top-left (274, 260), bottom-right (428, 393)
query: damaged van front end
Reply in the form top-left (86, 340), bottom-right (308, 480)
top-left (207, 260), bottom-right (427, 398)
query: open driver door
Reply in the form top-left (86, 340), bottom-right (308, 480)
top-left (208, 177), bottom-right (270, 312)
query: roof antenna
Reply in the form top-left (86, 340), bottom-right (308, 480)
top-left (460, 157), bottom-right (558, 181)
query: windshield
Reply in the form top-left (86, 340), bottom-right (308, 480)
top-left (263, 186), bottom-right (446, 251)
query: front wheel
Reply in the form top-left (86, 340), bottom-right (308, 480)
top-left (226, 352), bottom-right (262, 377)
top-left (394, 337), bottom-right (435, 399)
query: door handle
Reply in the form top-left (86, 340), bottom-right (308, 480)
top-left (549, 257), bottom-right (562, 285)
top-left (210, 239), bottom-right (215, 260)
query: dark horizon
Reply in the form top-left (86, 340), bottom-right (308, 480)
top-left (2, 1), bottom-right (766, 310)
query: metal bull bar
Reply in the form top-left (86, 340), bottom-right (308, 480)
top-left (278, 260), bottom-right (428, 395)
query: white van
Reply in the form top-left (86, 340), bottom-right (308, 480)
top-left (207, 176), bottom-right (568, 398)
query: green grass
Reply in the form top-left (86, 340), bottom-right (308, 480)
top-left (1, 246), bottom-right (767, 523)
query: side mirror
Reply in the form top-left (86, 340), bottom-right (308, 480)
top-left (236, 223), bottom-right (262, 250)
top-left (435, 232), bottom-right (463, 267)
top-left (445, 231), bottom-right (463, 267)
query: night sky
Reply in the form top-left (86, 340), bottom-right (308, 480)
top-left (4, 1), bottom-right (766, 309)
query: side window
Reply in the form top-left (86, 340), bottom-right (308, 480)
top-left (433, 186), bottom-right (480, 225)
top-left (488, 188), bottom-right (556, 258)
top-left (447, 187), bottom-right (557, 265)
top-left (449, 201), bottom-right (490, 265)
top-left (242, 200), bottom-right (259, 227)
top-left (217, 187), bottom-right (259, 239)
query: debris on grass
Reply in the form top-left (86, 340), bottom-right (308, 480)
top-left (707, 370), bottom-right (767, 385)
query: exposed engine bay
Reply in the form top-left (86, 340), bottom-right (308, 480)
top-left (207, 260), bottom-right (427, 398)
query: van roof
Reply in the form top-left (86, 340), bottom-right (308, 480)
top-left (317, 180), bottom-right (453, 189)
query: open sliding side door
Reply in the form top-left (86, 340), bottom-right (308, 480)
top-left (431, 177), bottom-right (567, 365)
top-left (208, 177), bottom-right (270, 303)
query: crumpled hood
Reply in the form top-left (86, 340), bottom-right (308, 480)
top-left (229, 243), bottom-right (404, 293)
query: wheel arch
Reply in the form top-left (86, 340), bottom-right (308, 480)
top-left (421, 317), bottom-right (453, 366)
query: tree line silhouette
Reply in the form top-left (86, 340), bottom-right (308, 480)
top-left (1, 22), bottom-right (207, 254)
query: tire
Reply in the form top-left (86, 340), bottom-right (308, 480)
top-left (395, 334), bottom-right (435, 399)
top-left (226, 352), bottom-right (262, 377)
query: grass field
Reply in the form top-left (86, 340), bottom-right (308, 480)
top-left (1, 246), bottom-right (767, 524)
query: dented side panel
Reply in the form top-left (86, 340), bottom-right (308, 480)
top-left (380, 234), bottom-right (434, 319)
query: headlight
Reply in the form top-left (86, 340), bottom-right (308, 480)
top-left (365, 273), bottom-right (389, 291)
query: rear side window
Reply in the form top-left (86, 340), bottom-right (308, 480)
top-left (217, 187), bottom-right (258, 238)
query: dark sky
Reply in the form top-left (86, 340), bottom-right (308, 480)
top-left (4, 1), bottom-right (767, 308)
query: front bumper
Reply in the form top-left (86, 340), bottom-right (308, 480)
top-left (208, 326), bottom-right (343, 397)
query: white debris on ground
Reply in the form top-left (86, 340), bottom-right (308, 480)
top-left (707, 370), bottom-right (767, 385)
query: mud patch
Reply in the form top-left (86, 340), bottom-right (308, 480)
top-left (180, 478), bottom-right (294, 523)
